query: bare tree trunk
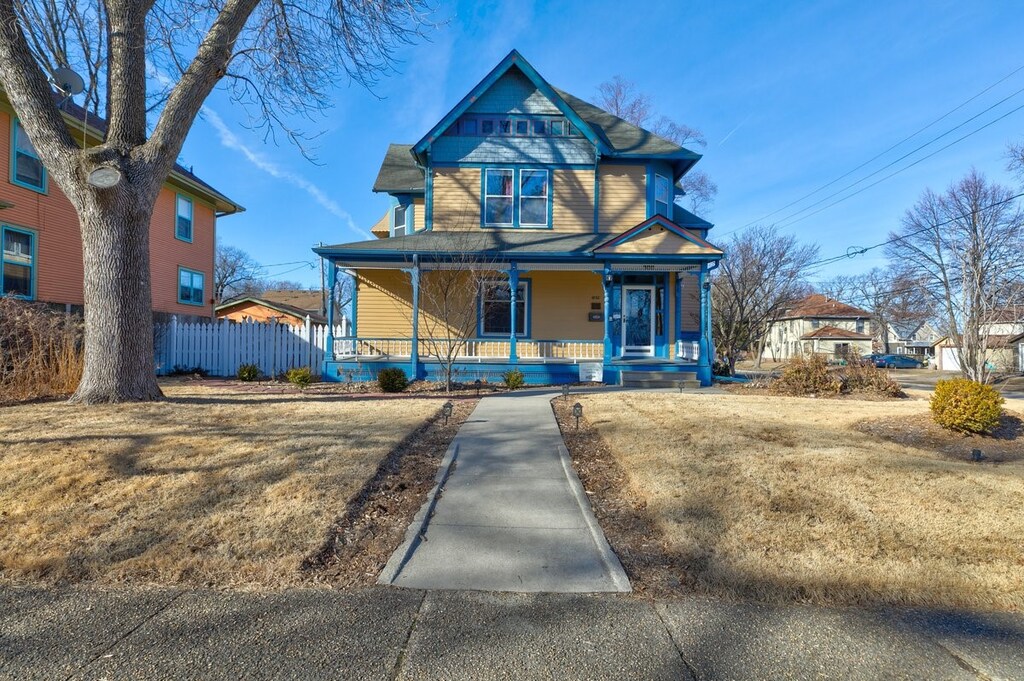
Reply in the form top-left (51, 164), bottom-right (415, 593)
top-left (71, 188), bottom-right (162, 402)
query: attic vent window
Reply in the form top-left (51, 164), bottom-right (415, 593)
top-left (450, 115), bottom-right (581, 138)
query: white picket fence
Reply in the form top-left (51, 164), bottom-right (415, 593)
top-left (155, 316), bottom-right (349, 377)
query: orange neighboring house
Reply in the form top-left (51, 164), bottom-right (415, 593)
top-left (0, 91), bottom-right (243, 319)
top-left (216, 289), bottom-right (334, 327)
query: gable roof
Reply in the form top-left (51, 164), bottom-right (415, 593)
top-left (780, 294), bottom-right (871, 320)
top-left (413, 50), bottom-right (609, 159)
top-left (0, 89), bottom-right (245, 214)
top-left (373, 144), bottom-right (424, 193)
top-left (800, 325), bottom-right (872, 341)
top-left (593, 215), bottom-right (721, 254)
top-left (216, 289), bottom-right (332, 323)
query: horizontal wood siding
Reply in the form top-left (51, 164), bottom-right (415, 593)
top-left (599, 226), bottom-right (713, 255)
top-left (552, 169), bottom-right (595, 233)
top-left (598, 165), bottom-right (646, 231)
top-left (356, 269), bottom-right (414, 337)
top-left (529, 271), bottom-right (603, 339)
top-left (0, 108), bottom-right (217, 317)
top-left (431, 167), bottom-right (481, 230)
top-left (413, 197), bottom-right (425, 230)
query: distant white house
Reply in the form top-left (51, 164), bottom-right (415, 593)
top-left (763, 294), bottom-right (873, 361)
top-left (887, 321), bottom-right (940, 358)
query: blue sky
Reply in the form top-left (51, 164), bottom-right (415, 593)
top-left (178, 0), bottom-right (1024, 287)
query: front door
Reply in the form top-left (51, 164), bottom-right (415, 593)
top-left (622, 285), bottom-right (655, 356)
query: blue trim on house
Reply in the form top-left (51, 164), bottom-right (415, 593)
top-left (411, 50), bottom-right (610, 160)
top-left (424, 151), bottom-right (434, 231)
top-left (350, 276), bottom-right (359, 336)
top-left (432, 161), bottom-right (593, 169)
top-left (175, 193), bottom-right (194, 243)
top-left (595, 215), bottom-right (720, 251)
top-left (9, 118), bottom-right (48, 194)
top-left (177, 266), bottom-right (205, 306)
top-left (0, 223), bottom-right (37, 300)
top-left (476, 276), bottom-right (532, 338)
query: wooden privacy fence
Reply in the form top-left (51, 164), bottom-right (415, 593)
top-left (155, 316), bottom-right (349, 377)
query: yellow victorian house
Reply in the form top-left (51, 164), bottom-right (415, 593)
top-left (315, 50), bottom-right (723, 386)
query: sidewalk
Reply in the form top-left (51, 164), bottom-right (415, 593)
top-left (378, 390), bottom-right (629, 593)
top-left (3, 585), bottom-right (1022, 680)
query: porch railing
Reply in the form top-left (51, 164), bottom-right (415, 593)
top-left (675, 340), bottom-right (700, 361)
top-left (332, 337), bottom-right (604, 362)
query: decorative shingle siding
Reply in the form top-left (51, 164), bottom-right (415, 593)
top-left (467, 68), bottom-right (562, 115)
top-left (432, 135), bottom-right (594, 165)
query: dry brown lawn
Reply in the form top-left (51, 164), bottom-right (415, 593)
top-left (0, 383), bottom-right (449, 588)
top-left (577, 392), bottom-right (1024, 611)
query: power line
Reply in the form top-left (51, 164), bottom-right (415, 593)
top-left (774, 101), bottom-right (1024, 231)
top-left (801, 190), bottom-right (1024, 272)
top-left (726, 62), bottom-right (1024, 237)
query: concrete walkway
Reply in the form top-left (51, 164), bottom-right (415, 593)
top-left (4, 586), bottom-right (1023, 680)
top-left (379, 390), bottom-right (630, 593)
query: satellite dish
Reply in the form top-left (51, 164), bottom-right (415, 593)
top-left (52, 67), bottom-right (85, 96)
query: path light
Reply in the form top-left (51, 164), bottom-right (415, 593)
top-left (474, 378), bottom-right (482, 396)
top-left (562, 384), bottom-right (571, 401)
top-left (972, 448), bottom-right (983, 462)
top-left (572, 402), bottom-right (583, 429)
top-left (442, 400), bottom-right (454, 425)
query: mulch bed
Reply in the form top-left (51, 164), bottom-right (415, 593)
top-left (161, 375), bottom-right (513, 398)
top-left (300, 398), bottom-right (478, 587)
top-left (855, 411), bottom-right (1024, 463)
top-left (552, 398), bottom-right (688, 599)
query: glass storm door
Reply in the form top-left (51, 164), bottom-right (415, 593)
top-left (622, 286), bottom-right (655, 356)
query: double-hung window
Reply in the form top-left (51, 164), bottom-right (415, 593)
top-left (519, 170), bottom-right (549, 226)
top-left (483, 168), bottom-right (549, 228)
top-left (176, 195), bottom-right (193, 241)
top-left (480, 280), bottom-right (528, 336)
top-left (654, 174), bottom-right (672, 217)
top-left (178, 267), bottom-right (205, 306)
top-left (11, 120), bottom-right (46, 192)
top-left (394, 204), bottom-right (408, 236)
top-left (1, 226), bottom-right (35, 298)
top-left (484, 169), bottom-right (514, 226)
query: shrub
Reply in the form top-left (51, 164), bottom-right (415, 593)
top-left (237, 363), bottom-right (260, 382)
top-left (502, 368), bottom-right (525, 390)
top-left (0, 297), bottom-right (83, 403)
top-left (836, 362), bottom-right (905, 398)
top-left (773, 355), bottom-right (842, 396)
top-left (286, 367), bottom-right (314, 389)
top-left (377, 367), bottom-right (409, 393)
top-left (169, 364), bottom-right (209, 378)
top-left (931, 378), bottom-right (1004, 434)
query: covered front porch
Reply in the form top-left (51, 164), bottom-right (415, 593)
top-left (313, 224), bottom-right (721, 386)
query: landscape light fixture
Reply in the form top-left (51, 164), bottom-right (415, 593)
top-left (562, 384), bottom-right (570, 401)
top-left (87, 165), bottom-right (122, 189)
top-left (474, 378), bottom-right (482, 396)
top-left (572, 402), bottom-right (583, 429)
top-left (972, 448), bottom-right (983, 463)
top-left (442, 400), bottom-right (454, 425)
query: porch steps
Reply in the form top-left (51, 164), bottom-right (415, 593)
top-left (620, 370), bottom-right (701, 390)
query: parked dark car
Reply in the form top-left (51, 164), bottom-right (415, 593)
top-left (874, 354), bottom-right (925, 369)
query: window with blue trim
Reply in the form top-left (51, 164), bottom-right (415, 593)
top-left (655, 174), bottom-right (672, 217)
top-left (1, 226), bottom-right (34, 298)
top-left (394, 204), bottom-right (408, 236)
top-left (483, 168), bottom-right (549, 228)
top-left (11, 120), bottom-right (46, 192)
top-left (178, 267), bottom-right (205, 305)
top-left (480, 280), bottom-right (527, 336)
top-left (175, 195), bottom-right (193, 241)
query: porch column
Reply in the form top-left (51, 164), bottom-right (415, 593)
top-left (602, 262), bottom-right (612, 362)
top-left (697, 266), bottom-right (712, 377)
top-left (410, 259), bottom-right (420, 379)
top-left (675, 272), bottom-right (683, 359)
top-left (324, 262), bottom-right (336, 368)
top-left (509, 262), bottom-right (519, 364)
